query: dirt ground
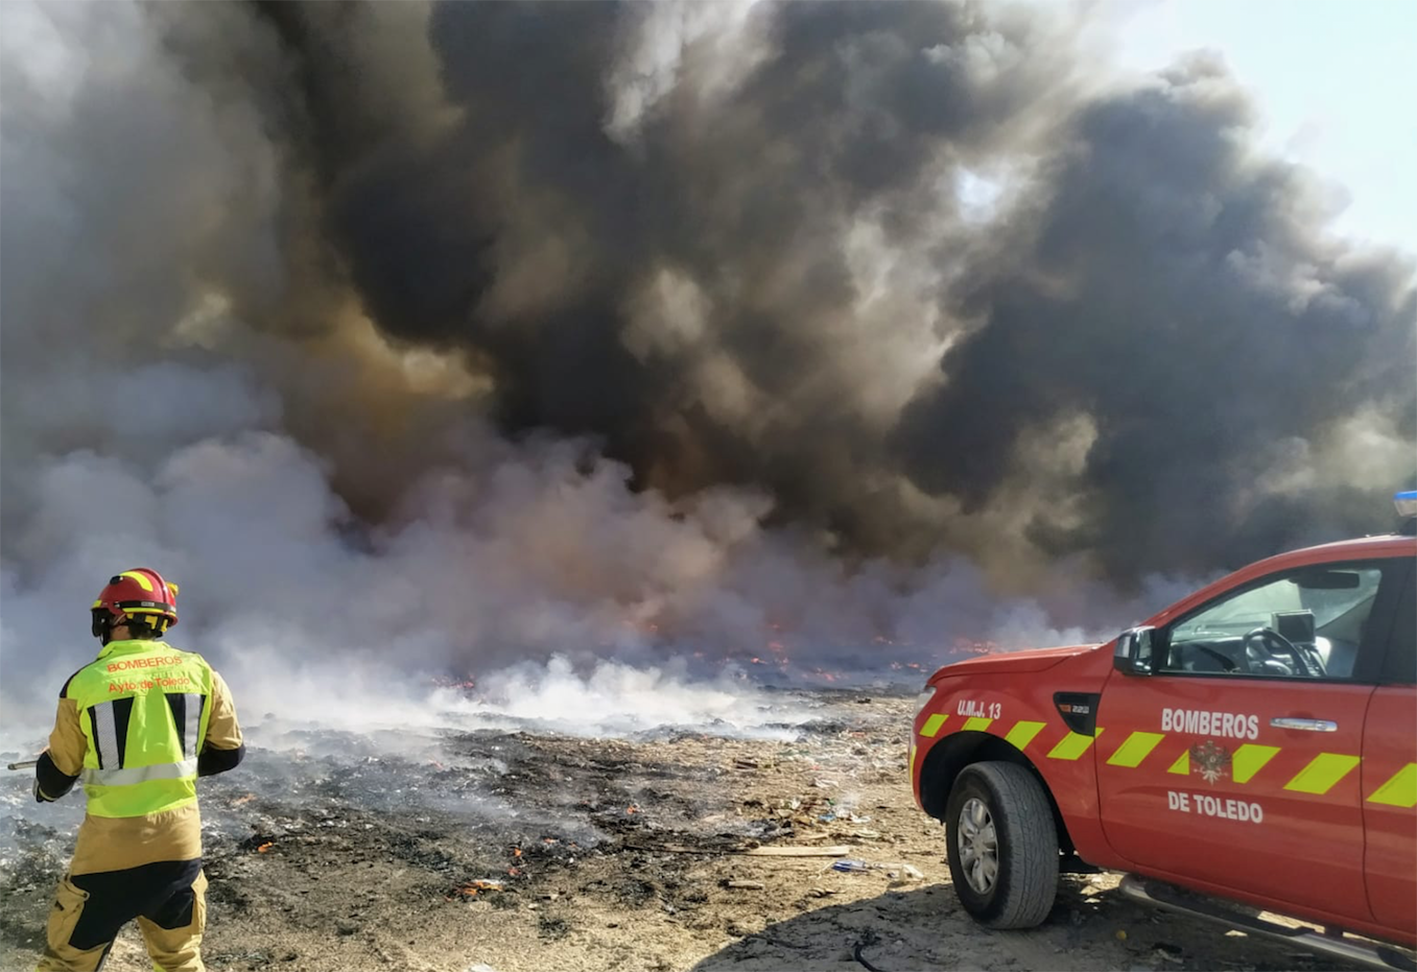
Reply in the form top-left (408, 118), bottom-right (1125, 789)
top-left (0, 692), bottom-right (1360, 971)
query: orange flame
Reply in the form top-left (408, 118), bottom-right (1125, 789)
top-left (256, 842), bottom-right (274, 853)
top-left (455, 880), bottom-right (504, 897)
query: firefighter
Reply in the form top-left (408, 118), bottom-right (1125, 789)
top-left (32, 569), bottom-right (244, 972)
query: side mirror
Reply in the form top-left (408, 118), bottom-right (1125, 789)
top-left (1113, 626), bottom-right (1156, 676)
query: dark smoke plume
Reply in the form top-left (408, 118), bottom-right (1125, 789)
top-left (898, 54), bottom-right (1417, 577)
top-left (212, 1), bottom-right (1414, 582)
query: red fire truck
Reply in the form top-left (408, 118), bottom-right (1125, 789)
top-left (912, 493), bottom-right (1417, 970)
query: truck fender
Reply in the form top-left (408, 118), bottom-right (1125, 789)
top-left (919, 730), bottom-right (1076, 857)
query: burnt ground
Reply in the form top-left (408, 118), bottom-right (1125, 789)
top-left (0, 692), bottom-right (1361, 971)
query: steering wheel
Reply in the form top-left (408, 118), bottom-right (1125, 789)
top-left (1244, 627), bottom-right (1322, 677)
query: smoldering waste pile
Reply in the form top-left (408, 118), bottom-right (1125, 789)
top-left (2, 687), bottom-right (1355, 972)
top-left (209, 690), bottom-right (908, 902)
top-left (1, 688), bottom-right (929, 967)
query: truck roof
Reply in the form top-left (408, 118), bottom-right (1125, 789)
top-left (1283, 531), bottom-right (1415, 557)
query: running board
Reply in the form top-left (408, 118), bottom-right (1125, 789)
top-left (1118, 874), bottom-right (1416, 972)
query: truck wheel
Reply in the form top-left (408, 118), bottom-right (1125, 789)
top-left (944, 761), bottom-right (1059, 929)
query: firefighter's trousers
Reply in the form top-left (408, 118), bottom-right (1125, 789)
top-left (38, 859), bottom-right (207, 972)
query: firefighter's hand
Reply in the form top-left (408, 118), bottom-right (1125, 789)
top-left (33, 775), bottom-right (53, 803)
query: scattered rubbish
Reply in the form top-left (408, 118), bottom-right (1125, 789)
top-left (232, 793), bottom-right (256, 806)
top-left (723, 879), bottom-right (765, 890)
top-left (820, 809), bottom-right (876, 825)
top-left (831, 860), bottom-right (923, 879)
top-left (625, 842), bottom-right (730, 855)
top-left (744, 845), bottom-right (851, 858)
top-left (807, 887), bottom-right (838, 898)
top-left (885, 863), bottom-right (923, 879)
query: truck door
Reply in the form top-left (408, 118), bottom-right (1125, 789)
top-left (1096, 557), bottom-right (1408, 923)
top-left (1363, 562), bottom-right (1415, 935)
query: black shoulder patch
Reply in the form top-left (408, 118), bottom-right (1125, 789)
top-left (59, 667), bottom-right (85, 699)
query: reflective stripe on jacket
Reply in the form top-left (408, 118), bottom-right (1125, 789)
top-left (64, 640), bottom-right (215, 818)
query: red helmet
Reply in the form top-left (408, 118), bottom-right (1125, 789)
top-left (91, 568), bottom-right (180, 638)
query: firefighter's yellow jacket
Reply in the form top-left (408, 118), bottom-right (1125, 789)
top-left (36, 639), bottom-right (244, 875)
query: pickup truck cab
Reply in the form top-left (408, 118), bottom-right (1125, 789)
top-left (912, 495), bottom-right (1417, 969)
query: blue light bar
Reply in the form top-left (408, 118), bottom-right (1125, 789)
top-left (1396, 490), bottom-right (1417, 518)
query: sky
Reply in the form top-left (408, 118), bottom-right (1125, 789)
top-left (1109, 0), bottom-right (1417, 253)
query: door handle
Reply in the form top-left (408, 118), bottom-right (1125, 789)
top-left (1270, 717), bottom-right (1338, 732)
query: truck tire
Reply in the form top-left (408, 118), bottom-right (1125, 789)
top-left (944, 761), bottom-right (1059, 929)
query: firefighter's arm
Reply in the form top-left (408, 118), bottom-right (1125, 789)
top-left (198, 669), bottom-right (245, 777)
top-left (34, 695), bottom-right (84, 803)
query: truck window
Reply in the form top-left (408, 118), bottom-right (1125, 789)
top-left (1162, 565), bottom-right (1386, 679)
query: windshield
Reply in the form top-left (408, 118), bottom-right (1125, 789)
top-left (1171, 568), bottom-right (1381, 642)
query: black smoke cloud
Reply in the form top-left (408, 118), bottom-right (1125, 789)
top-left (899, 55), bottom-right (1417, 577)
top-left (297, 2), bottom-right (1084, 547)
top-left (203, 0), bottom-right (1414, 582)
top-left (0, 0), bottom-right (1119, 735)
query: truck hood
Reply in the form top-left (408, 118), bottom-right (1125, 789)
top-left (931, 643), bottom-right (1102, 678)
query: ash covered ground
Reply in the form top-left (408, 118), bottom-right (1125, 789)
top-left (0, 684), bottom-right (1348, 972)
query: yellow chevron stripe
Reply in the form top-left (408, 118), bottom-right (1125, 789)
top-left (1048, 728), bottom-right (1104, 760)
top-left (1284, 753), bottom-right (1361, 795)
top-left (1367, 763), bottom-right (1417, 808)
top-left (911, 709), bottom-right (1388, 803)
top-left (1107, 731), bottom-right (1164, 768)
top-left (1004, 720), bottom-right (1047, 751)
top-left (1232, 744), bottom-right (1281, 784)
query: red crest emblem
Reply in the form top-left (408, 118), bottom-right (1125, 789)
top-left (1190, 740), bottom-right (1232, 784)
